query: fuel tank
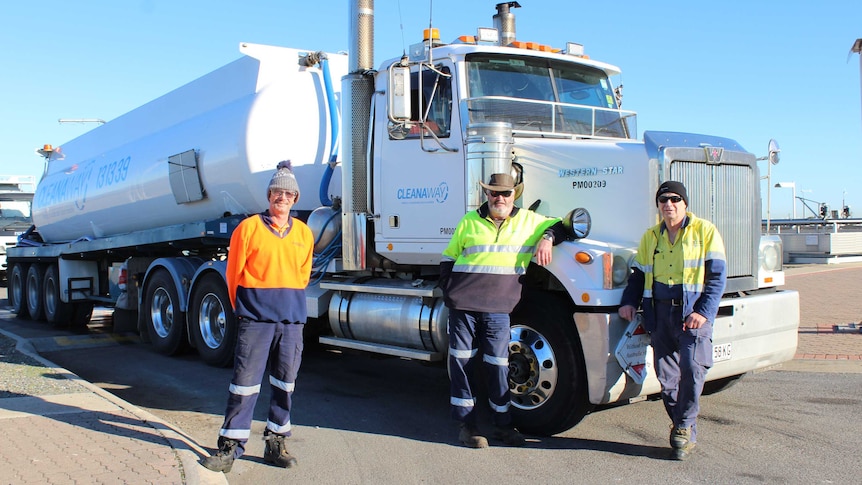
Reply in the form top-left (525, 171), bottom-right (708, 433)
top-left (33, 43), bottom-right (347, 242)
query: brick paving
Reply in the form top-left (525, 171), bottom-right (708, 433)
top-left (783, 263), bottom-right (862, 360)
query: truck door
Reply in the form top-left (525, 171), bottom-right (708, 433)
top-left (373, 63), bottom-right (465, 265)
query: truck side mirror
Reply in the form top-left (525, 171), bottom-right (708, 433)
top-left (388, 62), bottom-right (411, 121)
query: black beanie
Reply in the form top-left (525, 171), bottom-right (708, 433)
top-left (656, 181), bottom-right (688, 207)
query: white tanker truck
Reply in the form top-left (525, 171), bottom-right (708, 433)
top-left (7, 1), bottom-right (799, 435)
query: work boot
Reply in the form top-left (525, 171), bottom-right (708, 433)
top-left (672, 440), bottom-right (696, 460)
top-left (264, 431), bottom-right (298, 468)
top-left (458, 423), bottom-right (489, 449)
top-left (201, 437), bottom-right (238, 473)
top-left (670, 426), bottom-right (692, 450)
top-left (492, 424), bottom-right (526, 447)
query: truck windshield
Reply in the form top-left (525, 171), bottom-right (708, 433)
top-left (465, 53), bottom-right (636, 138)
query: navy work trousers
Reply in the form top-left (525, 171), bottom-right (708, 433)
top-left (651, 301), bottom-right (714, 443)
top-left (217, 319), bottom-right (304, 458)
top-left (447, 308), bottom-right (512, 427)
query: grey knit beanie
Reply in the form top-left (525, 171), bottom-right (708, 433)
top-left (268, 160), bottom-right (300, 202)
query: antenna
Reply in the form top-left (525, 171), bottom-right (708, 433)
top-left (397, 0), bottom-right (406, 55)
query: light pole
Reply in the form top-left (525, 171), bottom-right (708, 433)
top-left (757, 139), bottom-right (781, 232)
top-left (774, 182), bottom-right (796, 219)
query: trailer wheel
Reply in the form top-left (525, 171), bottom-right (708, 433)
top-left (189, 273), bottom-right (236, 367)
top-left (508, 290), bottom-right (593, 436)
top-left (8, 263), bottom-right (30, 319)
top-left (143, 269), bottom-right (187, 355)
top-left (43, 265), bottom-right (73, 325)
top-left (25, 264), bottom-right (46, 321)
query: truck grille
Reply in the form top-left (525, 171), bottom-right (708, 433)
top-left (670, 161), bottom-right (755, 279)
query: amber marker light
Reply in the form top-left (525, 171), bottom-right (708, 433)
top-left (574, 251), bottom-right (593, 264)
top-left (581, 293), bottom-right (590, 303)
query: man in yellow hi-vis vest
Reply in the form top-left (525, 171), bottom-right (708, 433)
top-left (619, 180), bottom-right (727, 461)
top-left (440, 173), bottom-right (565, 448)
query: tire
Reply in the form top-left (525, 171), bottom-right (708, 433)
top-left (143, 269), bottom-right (187, 355)
top-left (702, 373), bottom-right (746, 395)
top-left (25, 264), bottom-right (46, 321)
top-left (189, 273), bottom-right (236, 367)
top-left (508, 290), bottom-right (593, 436)
top-left (43, 265), bottom-right (74, 325)
top-left (8, 263), bottom-right (29, 319)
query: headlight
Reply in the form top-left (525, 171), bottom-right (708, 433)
top-left (759, 235), bottom-right (783, 272)
top-left (562, 207), bottom-right (591, 240)
top-left (612, 254), bottom-right (630, 286)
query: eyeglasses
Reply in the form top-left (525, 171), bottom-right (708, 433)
top-left (486, 190), bottom-right (513, 198)
top-left (271, 189), bottom-right (297, 199)
top-left (658, 195), bottom-right (683, 204)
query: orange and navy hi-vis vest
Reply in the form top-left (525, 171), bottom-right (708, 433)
top-left (226, 212), bottom-right (314, 324)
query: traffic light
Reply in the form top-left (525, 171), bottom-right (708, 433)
top-left (819, 203), bottom-right (828, 219)
top-left (843, 205), bottom-right (851, 218)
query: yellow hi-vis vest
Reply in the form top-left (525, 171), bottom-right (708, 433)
top-left (441, 205), bottom-right (558, 313)
top-left (632, 212), bottom-right (727, 330)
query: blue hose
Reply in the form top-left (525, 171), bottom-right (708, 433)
top-left (318, 56), bottom-right (341, 207)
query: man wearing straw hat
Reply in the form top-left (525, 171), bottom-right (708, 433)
top-left (440, 172), bottom-right (565, 448)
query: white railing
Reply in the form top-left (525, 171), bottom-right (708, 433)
top-left (464, 97), bottom-right (637, 139)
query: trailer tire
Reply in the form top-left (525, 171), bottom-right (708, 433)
top-left (9, 263), bottom-right (29, 319)
top-left (43, 265), bottom-right (73, 325)
top-left (25, 264), bottom-right (46, 321)
top-left (508, 290), bottom-right (592, 436)
top-left (189, 273), bottom-right (236, 367)
top-left (143, 269), bottom-right (187, 355)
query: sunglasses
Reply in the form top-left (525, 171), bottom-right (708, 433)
top-left (658, 195), bottom-right (683, 204)
top-left (271, 189), bottom-right (297, 199)
top-left (486, 190), bottom-right (513, 198)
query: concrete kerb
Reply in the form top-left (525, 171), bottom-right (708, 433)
top-left (0, 327), bottom-right (227, 485)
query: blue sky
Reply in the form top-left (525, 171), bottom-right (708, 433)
top-left (2, 0), bottom-right (860, 219)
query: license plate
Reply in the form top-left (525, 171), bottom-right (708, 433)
top-left (713, 343), bottom-right (732, 362)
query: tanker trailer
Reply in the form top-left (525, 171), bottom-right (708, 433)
top-left (7, 43), bottom-right (348, 366)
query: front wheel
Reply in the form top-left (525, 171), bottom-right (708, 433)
top-left (509, 291), bottom-right (593, 436)
top-left (143, 269), bottom-right (187, 355)
top-left (189, 273), bottom-right (237, 367)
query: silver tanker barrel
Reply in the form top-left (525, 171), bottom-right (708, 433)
top-left (32, 43), bottom-right (348, 243)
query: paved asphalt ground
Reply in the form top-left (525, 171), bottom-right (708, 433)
top-left (0, 262), bottom-right (860, 483)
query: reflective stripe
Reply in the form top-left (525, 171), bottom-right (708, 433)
top-left (633, 261), bottom-right (651, 273)
top-left (229, 383), bottom-right (261, 396)
top-left (450, 347), bottom-right (478, 359)
top-left (489, 399), bottom-right (510, 413)
top-left (706, 250), bottom-right (726, 262)
top-left (219, 427), bottom-right (251, 440)
top-left (683, 283), bottom-right (704, 293)
top-left (452, 263), bottom-right (525, 275)
top-left (266, 419), bottom-right (292, 434)
top-left (643, 289), bottom-right (653, 298)
top-left (451, 396), bottom-right (475, 408)
top-left (483, 354), bottom-right (509, 366)
top-left (269, 375), bottom-right (296, 393)
top-left (462, 244), bottom-right (535, 256)
top-left (441, 255), bottom-right (456, 263)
